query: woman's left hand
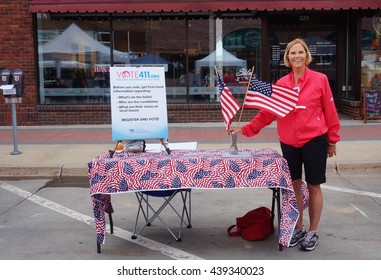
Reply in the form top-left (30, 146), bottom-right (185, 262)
top-left (327, 144), bottom-right (337, 158)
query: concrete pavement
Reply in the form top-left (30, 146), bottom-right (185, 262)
top-left (0, 119), bottom-right (381, 178)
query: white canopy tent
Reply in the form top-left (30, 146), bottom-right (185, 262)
top-left (39, 23), bottom-right (130, 64)
top-left (195, 48), bottom-right (247, 71)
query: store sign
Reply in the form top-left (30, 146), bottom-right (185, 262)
top-left (223, 28), bottom-right (261, 49)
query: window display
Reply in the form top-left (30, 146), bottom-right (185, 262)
top-left (361, 15), bottom-right (381, 91)
top-left (36, 13), bottom-right (261, 105)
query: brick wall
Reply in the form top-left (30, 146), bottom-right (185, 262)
top-left (341, 99), bottom-right (361, 120)
top-left (0, 0), bottom-right (38, 126)
top-left (36, 104), bottom-right (112, 125)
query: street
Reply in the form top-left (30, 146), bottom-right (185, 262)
top-left (1, 171), bottom-right (380, 260)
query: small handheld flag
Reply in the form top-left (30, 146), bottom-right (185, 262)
top-left (217, 72), bottom-right (241, 130)
top-left (244, 74), bottom-right (298, 118)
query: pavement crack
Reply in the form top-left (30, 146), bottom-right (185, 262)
top-left (0, 185), bottom-right (45, 217)
top-left (59, 165), bottom-right (64, 183)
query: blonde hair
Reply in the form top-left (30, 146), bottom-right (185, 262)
top-left (283, 38), bottom-right (312, 68)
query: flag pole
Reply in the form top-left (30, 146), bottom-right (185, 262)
top-left (236, 66), bottom-right (255, 128)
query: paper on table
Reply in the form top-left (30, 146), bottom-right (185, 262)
top-left (222, 151), bottom-right (252, 158)
top-left (145, 141), bottom-right (198, 152)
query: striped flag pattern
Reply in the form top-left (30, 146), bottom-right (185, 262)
top-left (244, 74), bottom-right (299, 118)
top-left (217, 73), bottom-right (241, 130)
top-left (89, 148), bottom-right (303, 247)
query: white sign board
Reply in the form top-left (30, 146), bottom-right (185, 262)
top-left (0, 84), bottom-right (16, 95)
top-left (110, 66), bottom-right (168, 141)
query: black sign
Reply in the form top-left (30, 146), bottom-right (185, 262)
top-left (363, 91), bottom-right (381, 123)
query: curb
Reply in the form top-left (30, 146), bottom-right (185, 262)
top-left (329, 162), bottom-right (381, 174)
top-left (1, 162), bottom-right (381, 179)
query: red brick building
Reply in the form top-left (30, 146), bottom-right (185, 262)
top-left (0, 1), bottom-right (380, 125)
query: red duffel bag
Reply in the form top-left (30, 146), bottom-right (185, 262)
top-left (227, 206), bottom-right (274, 241)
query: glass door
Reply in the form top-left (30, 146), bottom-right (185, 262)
top-left (269, 23), bottom-right (338, 98)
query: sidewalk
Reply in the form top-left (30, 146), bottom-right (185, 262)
top-left (1, 119), bottom-right (381, 177)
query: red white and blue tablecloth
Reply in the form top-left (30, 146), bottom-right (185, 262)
top-left (88, 148), bottom-right (308, 247)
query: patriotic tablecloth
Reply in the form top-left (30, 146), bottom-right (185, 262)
top-left (88, 148), bottom-right (306, 247)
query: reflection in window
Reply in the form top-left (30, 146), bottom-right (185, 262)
top-left (361, 15), bottom-right (381, 92)
top-left (36, 13), bottom-right (261, 105)
top-left (37, 18), bottom-right (118, 104)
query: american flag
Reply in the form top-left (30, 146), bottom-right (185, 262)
top-left (217, 73), bottom-right (240, 130)
top-left (244, 74), bottom-right (299, 118)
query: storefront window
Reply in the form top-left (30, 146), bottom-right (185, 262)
top-left (361, 14), bottom-right (381, 92)
top-left (36, 13), bottom-right (261, 105)
top-left (113, 15), bottom-right (188, 104)
top-left (190, 17), bottom-right (262, 104)
top-left (37, 14), bottom-right (116, 104)
top-left (269, 24), bottom-right (337, 97)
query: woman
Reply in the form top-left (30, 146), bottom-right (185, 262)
top-left (229, 38), bottom-right (340, 251)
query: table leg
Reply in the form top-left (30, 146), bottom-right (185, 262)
top-left (109, 212), bottom-right (114, 234)
top-left (276, 189), bottom-right (283, 251)
top-left (97, 240), bottom-right (101, 253)
top-left (271, 188), bottom-right (283, 251)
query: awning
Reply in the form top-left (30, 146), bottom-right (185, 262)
top-left (29, 0), bottom-right (381, 13)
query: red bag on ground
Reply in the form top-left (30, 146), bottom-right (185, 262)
top-left (227, 206), bottom-right (274, 241)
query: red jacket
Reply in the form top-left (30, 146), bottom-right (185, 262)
top-left (242, 67), bottom-right (340, 148)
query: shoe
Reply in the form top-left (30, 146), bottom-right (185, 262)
top-left (300, 231), bottom-right (319, 251)
top-left (289, 228), bottom-right (306, 247)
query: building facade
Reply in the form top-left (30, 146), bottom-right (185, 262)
top-left (0, 1), bottom-right (380, 125)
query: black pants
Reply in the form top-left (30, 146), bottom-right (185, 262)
top-left (280, 134), bottom-right (329, 185)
